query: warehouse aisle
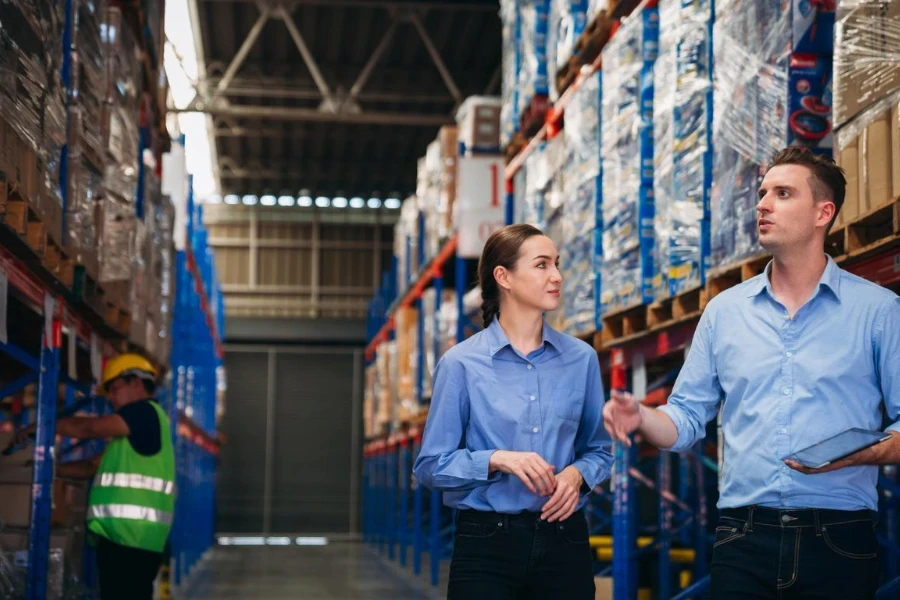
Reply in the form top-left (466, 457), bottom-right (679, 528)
top-left (180, 542), bottom-right (448, 599)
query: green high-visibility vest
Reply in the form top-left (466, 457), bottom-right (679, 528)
top-left (87, 401), bottom-right (176, 553)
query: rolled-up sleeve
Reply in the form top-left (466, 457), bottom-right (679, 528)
top-left (571, 351), bottom-right (613, 491)
top-left (875, 297), bottom-right (900, 434)
top-left (412, 356), bottom-right (502, 491)
top-left (658, 310), bottom-right (724, 452)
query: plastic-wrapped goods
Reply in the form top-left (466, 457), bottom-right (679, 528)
top-left (548, 0), bottom-right (588, 101)
top-left (520, 144), bottom-right (549, 227)
top-left (501, 0), bottom-right (521, 148)
top-left (833, 0), bottom-right (900, 130)
top-left (711, 0), bottom-right (834, 270)
top-left (364, 365), bottom-right (377, 438)
top-left (653, 0), bottom-right (712, 299)
top-left (600, 4), bottom-right (659, 316)
top-left (518, 0), bottom-right (551, 121)
top-left (0, 0), bottom-right (66, 218)
top-left (65, 157), bottom-right (102, 271)
top-left (421, 289), bottom-right (460, 399)
top-left (71, 0), bottom-right (106, 166)
top-left (544, 131), bottom-right (573, 216)
top-left (396, 307), bottom-right (420, 421)
top-left (374, 342), bottom-right (392, 431)
top-left (560, 71), bottom-right (601, 335)
top-left (417, 141), bottom-right (442, 262)
top-left (395, 198), bottom-right (420, 291)
top-left (101, 6), bottom-right (142, 200)
top-left (98, 192), bottom-right (136, 283)
top-left (437, 126), bottom-right (458, 241)
top-left (511, 163), bottom-right (529, 225)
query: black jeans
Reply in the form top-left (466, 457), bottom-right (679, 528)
top-left (447, 509), bottom-right (595, 600)
top-left (96, 536), bottom-right (163, 600)
top-left (710, 506), bottom-right (880, 600)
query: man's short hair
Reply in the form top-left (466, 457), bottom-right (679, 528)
top-left (769, 147), bottom-right (847, 231)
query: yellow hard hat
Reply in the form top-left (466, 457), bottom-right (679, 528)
top-left (101, 353), bottom-right (157, 393)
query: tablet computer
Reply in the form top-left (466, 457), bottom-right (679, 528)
top-left (786, 428), bottom-right (892, 469)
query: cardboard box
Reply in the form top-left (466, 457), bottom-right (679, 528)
top-left (834, 0), bottom-right (900, 128)
top-left (836, 138), bottom-right (859, 227)
top-left (455, 97), bottom-right (502, 152)
top-left (892, 102), bottom-right (900, 198)
top-left (785, 53), bottom-right (834, 153)
top-left (863, 113), bottom-right (893, 212)
top-left (594, 576), bottom-right (613, 600)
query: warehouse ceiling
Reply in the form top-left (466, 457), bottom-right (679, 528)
top-left (183, 0), bottom-right (501, 200)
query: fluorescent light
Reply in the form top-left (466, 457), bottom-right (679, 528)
top-left (220, 536), bottom-right (266, 546)
top-left (205, 194), bottom-right (222, 204)
top-left (242, 195), bottom-right (259, 206)
top-left (266, 537), bottom-right (292, 546)
top-left (349, 197), bottom-right (365, 209)
top-left (367, 198), bottom-right (382, 209)
top-left (260, 194), bottom-right (277, 206)
top-left (278, 195), bottom-right (295, 206)
top-left (332, 196), bottom-right (348, 208)
top-left (295, 537), bottom-right (329, 546)
top-left (224, 194), bottom-right (240, 205)
top-left (298, 195), bottom-right (313, 207)
top-left (315, 196), bottom-right (330, 208)
top-left (384, 198), bottom-right (401, 209)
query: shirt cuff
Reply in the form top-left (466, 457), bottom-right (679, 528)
top-left (657, 404), bottom-right (691, 452)
top-left (470, 450), bottom-right (499, 481)
top-left (571, 459), bottom-right (603, 493)
top-left (886, 422), bottom-right (900, 435)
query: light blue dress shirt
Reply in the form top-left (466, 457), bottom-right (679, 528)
top-left (413, 318), bottom-right (613, 513)
top-left (659, 256), bottom-right (900, 511)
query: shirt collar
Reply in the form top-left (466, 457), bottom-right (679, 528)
top-left (486, 317), bottom-right (561, 356)
top-left (746, 255), bottom-right (842, 301)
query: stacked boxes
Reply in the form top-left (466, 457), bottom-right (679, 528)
top-left (394, 198), bottom-right (420, 292)
top-left (421, 288), bottom-right (458, 398)
top-left (456, 96), bottom-right (502, 155)
top-left (832, 0), bottom-right (900, 228)
top-left (499, 0), bottom-right (550, 143)
top-left (653, 0), bottom-right (712, 299)
top-left (559, 71), bottom-right (601, 335)
top-left (600, 4), bottom-right (659, 315)
top-left (395, 306), bottom-right (420, 422)
top-left (436, 126), bottom-right (458, 241)
top-left (519, 144), bottom-right (549, 227)
top-left (501, 0), bottom-right (521, 147)
top-left (0, 0), bottom-right (67, 242)
top-left (711, 0), bottom-right (835, 268)
top-left (548, 0), bottom-right (588, 100)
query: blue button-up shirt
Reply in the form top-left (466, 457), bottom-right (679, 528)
top-left (413, 318), bottom-right (613, 513)
top-left (659, 256), bottom-right (900, 511)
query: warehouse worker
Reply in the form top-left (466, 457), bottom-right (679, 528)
top-left (603, 147), bottom-right (900, 599)
top-left (414, 224), bottom-right (613, 600)
top-left (12, 353), bottom-right (174, 600)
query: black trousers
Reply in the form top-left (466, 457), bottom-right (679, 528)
top-left (447, 509), bottom-right (595, 600)
top-left (710, 506), bottom-right (881, 600)
top-left (96, 536), bottom-right (163, 600)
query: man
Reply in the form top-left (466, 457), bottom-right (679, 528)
top-left (14, 353), bottom-right (175, 600)
top-left (603, 147), bottom-right (900, 599)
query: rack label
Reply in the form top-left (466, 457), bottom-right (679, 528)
top-left (456, 156), bottom-right (506, 258)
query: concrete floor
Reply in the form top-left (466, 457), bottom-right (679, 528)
top-left (179, 542), bottom-right (449, 599)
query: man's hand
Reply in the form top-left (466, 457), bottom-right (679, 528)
top-left (489, 450), bottom-right (557, 496)
top-left (785, 432), bottom-right (898, 475)
top-left (540, 466), bottom-right (583, 522)
top-left (602, 390), bottom-right (642, 447)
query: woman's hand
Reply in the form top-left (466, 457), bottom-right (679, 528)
top-left (489, 450), bottom-right (557, 496)
top-left (540, 466), bottom-right (583, 522)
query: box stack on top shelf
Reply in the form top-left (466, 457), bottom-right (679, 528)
top-left (600, 2), bottom-right (659, 316)
top-left (651, 0), bottom-right (712, 300)
top-left (0, 0), bottom-right (68, 268)
top-left (548, 0), bottom-right (588, 101)
top-left (501, 0), bottom-right (521, 149)
top-left (831, 0), bottom-right (900, 237)
top-left (500, 0), bottom-right (551, 146)
top-left (710, 0), bottom-right (835, 271)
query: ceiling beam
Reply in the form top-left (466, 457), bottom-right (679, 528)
top-left (206, 80), bottom-right (454, 105)
top-left (174, 103), bottom-right (453, 126)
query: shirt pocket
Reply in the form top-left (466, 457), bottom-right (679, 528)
top-left (553, 386), bottom-right (585, 422)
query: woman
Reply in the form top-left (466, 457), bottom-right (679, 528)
top-left (413, 224), bottom-right (612, 599)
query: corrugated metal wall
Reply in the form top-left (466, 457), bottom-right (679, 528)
top-left (217, 346), bottom-right (363, 535)
top-left (204, 205), bottom-right (395, 318)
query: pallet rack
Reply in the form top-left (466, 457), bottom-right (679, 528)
top-left (361, 2), bottom-right (900, 595)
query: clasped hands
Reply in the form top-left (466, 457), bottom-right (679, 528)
top-left (489, 450), bottom-right (583, 522)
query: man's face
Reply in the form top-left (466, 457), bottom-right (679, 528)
top-left (756, 164), bottom-right (833, 252)
top-left (106, 377), bottom-right (137, 409)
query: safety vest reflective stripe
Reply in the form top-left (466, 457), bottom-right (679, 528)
top-left (95, 472), bottom-right (175, 495)
top-left (89, 504), bottom-right (174, 525)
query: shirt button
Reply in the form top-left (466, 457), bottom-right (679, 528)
top-left (780, 428), bottom-right (787, 434)
top-left (785, 351), bottom-right (793, 358)
top-left (532, 427), bottom-right (540, 433)
top-left (527, 364), bottom-right (533, 370)
top-left (782, 388), bottom-right (790, 395)
top-left (530, 395), bottom-right (536, 401)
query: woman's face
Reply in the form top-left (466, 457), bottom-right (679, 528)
top-left (500, 235), bottom-right (562, 315)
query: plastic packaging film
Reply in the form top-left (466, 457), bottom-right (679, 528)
top-left (518, 0), bottom-right (550, 119)
top-left (522, 143), bottom-right (548, 227)
top-left (72, 0), bottom-right (106, 162)
top-left (501, 0), bottom-right (521, 147)
top-left (66, 158), bottom-right (102, 256)
top-left (98, 192), bottom-right (137, 282)
top-left (587, 0), bottom-right (608, 20)
top-left (655, 0), bottom-right (712, 298)
top-left (834, 0), bottom-right (900, 143)
top-left (548, 0), bottom-right (588, 101)
top-left (601, 5), bottom-right (658, 315)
